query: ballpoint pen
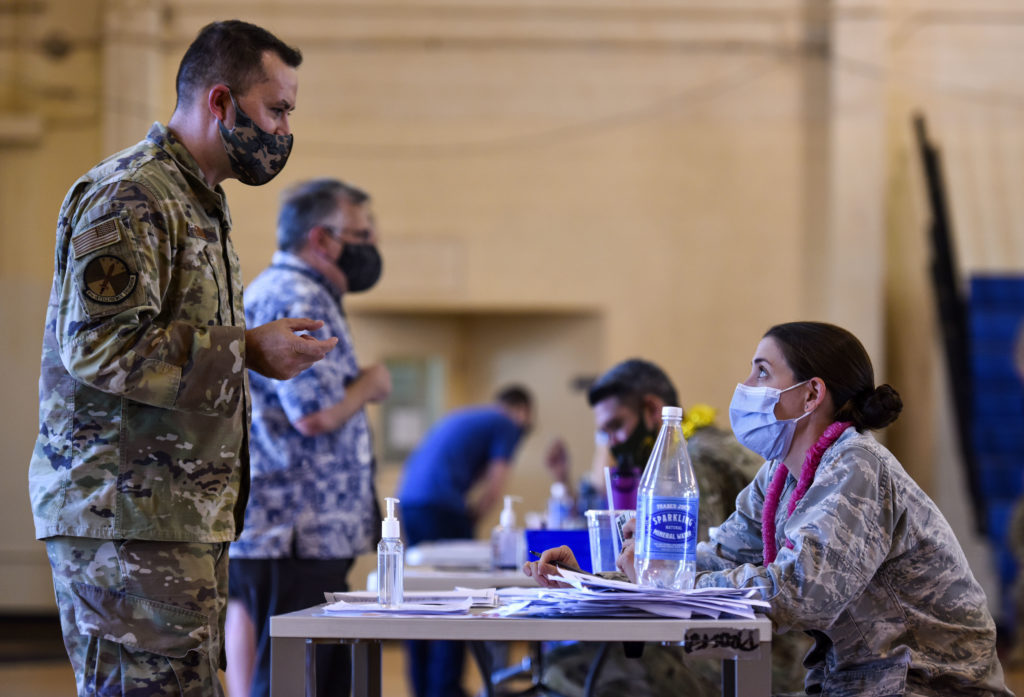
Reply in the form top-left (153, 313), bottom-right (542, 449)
top-left (528, 550), bottom-right (595, 577)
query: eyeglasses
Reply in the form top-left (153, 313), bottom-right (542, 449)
top-left (321, 226), bottom-right (372, 244)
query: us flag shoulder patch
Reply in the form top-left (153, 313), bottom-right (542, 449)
top-left (72, 218), bottom-right (123, 259)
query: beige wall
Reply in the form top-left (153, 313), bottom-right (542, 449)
top-left (2, 0), bottom-right (1023, 610)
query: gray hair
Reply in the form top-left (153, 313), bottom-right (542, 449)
top-left (276, 178), bottom-right (370, 252)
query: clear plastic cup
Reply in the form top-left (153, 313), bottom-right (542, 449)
top-left (585, 509), bottom-right (635, 573)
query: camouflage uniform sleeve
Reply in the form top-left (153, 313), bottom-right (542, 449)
top-left (695, 444), bottom-right (893, 634)
top-left (688, 427), bottom-right (760, 537)
top-left (54, 179), bottom-right (245, 416)
top-left (697, 460), bottom-right (770, 571)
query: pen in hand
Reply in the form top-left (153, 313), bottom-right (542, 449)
top-left (528, 550), bottom-right (585, 575)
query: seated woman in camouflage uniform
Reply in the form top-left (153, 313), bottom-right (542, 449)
top-left (528, 322), bottom-right (1012, 697)
top-left (531, 357), bottom-right (808, 697)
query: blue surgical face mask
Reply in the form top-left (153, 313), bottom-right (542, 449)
top-left (729, 380), bottom-right (812, 462)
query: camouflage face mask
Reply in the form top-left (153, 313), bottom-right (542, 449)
top-left (609, 413), bottom-right (657, 473)
top-left (218, 93), bottom-right (293, 186)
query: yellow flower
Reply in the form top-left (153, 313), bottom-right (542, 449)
top-left (682, 403), bottom-right (716, 439)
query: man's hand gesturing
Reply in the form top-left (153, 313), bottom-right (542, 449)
top-left (245, 318), bottom-right (338, 380)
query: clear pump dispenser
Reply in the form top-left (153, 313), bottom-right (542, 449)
top-left (377, 497), bottom-right (404, 607)
top-left (490, 495), bottom-right (524, 569)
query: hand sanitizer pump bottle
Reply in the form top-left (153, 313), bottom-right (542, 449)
top-left (377, 497), bottom-right (404, 608)
top-left (491, 495), bottom-right (523, 569)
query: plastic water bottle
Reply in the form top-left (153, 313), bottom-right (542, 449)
top-left (576, 478), bottom-right (602, 517)
top-left (634, 406), bottom-right (699, 590)
top-left (377, 497), bottom-right (404, 607)
top-left (546, 482), bottom-right (572, 529)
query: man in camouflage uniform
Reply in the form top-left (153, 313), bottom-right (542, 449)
top-left (537, 358), bottom-right (808, 697)
top-left (28, 21), bottom-right (336, 697)
top-left (226, 179), bottom-right (391, 697)
top-left (585, 359), bottom-right (757, 543)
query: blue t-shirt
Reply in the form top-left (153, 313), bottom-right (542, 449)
top-left (397, 406), bottom-right (524, 513)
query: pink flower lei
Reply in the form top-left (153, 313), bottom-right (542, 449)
top-left (761, 420), bottom-right (852, 565)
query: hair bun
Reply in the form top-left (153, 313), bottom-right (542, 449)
top-left (855, 384), bottom-right (902, 430)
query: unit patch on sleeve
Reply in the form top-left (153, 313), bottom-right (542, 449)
top-left (82, 255), bottom-right (138, 304)
top-left (72, 217), bottom-right (123, 259)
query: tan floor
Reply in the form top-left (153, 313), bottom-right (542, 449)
top-left (3, 647), bottom-right (1024, 696)
top-left (0, 640), bottom-right (490, 697)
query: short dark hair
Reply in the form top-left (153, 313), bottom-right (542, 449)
top-left (586, 358), bottom-right (679, 409)
top-left (277, 178), bottom-right (371, 252)
top-left (175, 20), bottom-right (302, 108)
top-left (764, 321), bottom-right (902, 432)
top-left (495, 385), bottom-right (532, 410)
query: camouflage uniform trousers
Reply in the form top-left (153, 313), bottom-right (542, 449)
top-left (46, 536), bottom-right (229, 697)
top-left (1008, 496), bottom-right (1024, 666)
top-left (542, 630), bottom-right (811, 697)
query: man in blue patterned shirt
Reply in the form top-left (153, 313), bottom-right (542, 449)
top-left (227, 178), bottom-right (391, 697)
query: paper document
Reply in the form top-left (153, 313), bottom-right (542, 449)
top-left (487, 568), bottom-right (769, 620)
top-left (325, 588), bottom-right (498, 607)
top-left (322, 597), bottom-right (473, 615)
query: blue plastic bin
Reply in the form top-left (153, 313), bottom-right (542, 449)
top-left (524, 529), bottom-right (593, 573)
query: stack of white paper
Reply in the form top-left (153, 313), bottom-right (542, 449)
top-left (324, 588), bottom-right (498, 607)
top-left (321, 597), bottom-right (474, 616)
top-left (404, 540), bottom-right (492, 569)
top-left (320, 588), bottom-right (498, 616)
top-left (489, 568), bottom-right (769, 620)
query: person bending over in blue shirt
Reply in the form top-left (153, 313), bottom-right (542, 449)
top-left (397, 385), bottom-right (533, 697)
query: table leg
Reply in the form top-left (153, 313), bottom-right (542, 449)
top-left (305, 640), bottom-right (317, 697)
top-left (270, 636), bottom-right (305, 697)
top-left (351, 640), bottom-right (382, 697)
top-left (468, 642), bottom-right (496, 697)
top-left (721, 649), bottom-right (771, 697)
top-left (582, 642), bottom-right (612, 697)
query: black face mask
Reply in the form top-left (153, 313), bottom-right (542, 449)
top-left (337, 243), bottom-right (382, 293)
top-left (609, 415), bottom-right (657, 473)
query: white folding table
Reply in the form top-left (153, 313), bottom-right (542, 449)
top-left (270, 606), bottom-right (773, 697)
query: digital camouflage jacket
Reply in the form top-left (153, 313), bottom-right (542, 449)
top-left (30, 122), bottom-right (250, 543)
top-left (696, 427), bottom-right (1011, 697)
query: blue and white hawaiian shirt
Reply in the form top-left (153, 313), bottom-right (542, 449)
top-left (230, 250), bottom-right (376, 559)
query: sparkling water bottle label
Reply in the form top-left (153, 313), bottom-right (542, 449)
top-left (646, 495), bottom-right (698, 561)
